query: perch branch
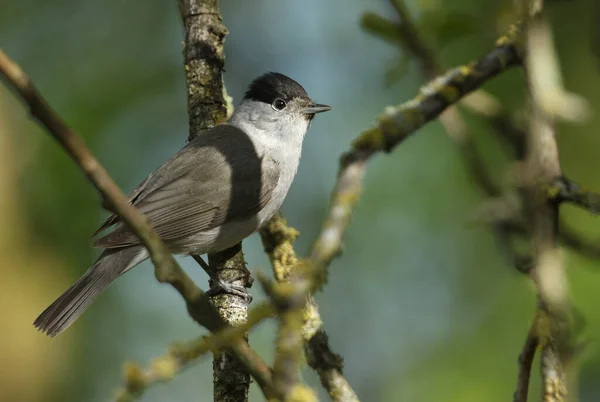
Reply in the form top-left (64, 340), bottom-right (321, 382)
top-left (178, 1), bottom-right (256, 401)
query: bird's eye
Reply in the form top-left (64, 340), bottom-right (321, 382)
top-left (272, 98), bottom-right (287, 111)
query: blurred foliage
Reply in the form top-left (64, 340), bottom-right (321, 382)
top-left (1, 0), bottom-right (600, 401)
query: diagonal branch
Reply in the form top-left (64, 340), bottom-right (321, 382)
top-left (309, 23), bottom-right (523, 281)
top-left (115, 302), bottom-right (276, 401)
top-left (0, 48), bottom-right (274, 400)
top-left (0, 49), bottom-right (228, 329)
top-left (513, 320), bottom-right (539, 402)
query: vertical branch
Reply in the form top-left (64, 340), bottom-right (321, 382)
top-left (179, 0), bottom-right (229, 139)
top-left (178, 1), bottom-right (252, 401)
top-left (521, 3), bottom-right (577, 401)
top-left (208, 247), bottom-right (252, 402)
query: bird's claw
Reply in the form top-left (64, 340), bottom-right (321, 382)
top-left (207, 276), bottom-right (253, 304)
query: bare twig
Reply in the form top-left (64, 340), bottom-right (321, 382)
top-left (309, 24), bottom-right (523, 284)
top-left (178, 1), bottom-right (256, 401)
top-left (548, 177), bottom-right (600, 214)
top-left (513, 322), bottom-right (539, 402)
top-left (260, 216), bottom-right (360, 401)
top-left (306, 330), bottom-right (358, 402)
top-left (115, 302), bottom-right (276, 401)
top-left (258, 274), bottom-right (310, 400)
top-left (363, 2), bottom-right (535, 273)
top-left (522, 6), bottom-right (573, 401)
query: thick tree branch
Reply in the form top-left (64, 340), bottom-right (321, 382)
top-left (178, 1), bottom-right (258, 401)
top-left (179, 0), bottom-right (229, 139)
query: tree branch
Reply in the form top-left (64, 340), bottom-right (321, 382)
top-left (115, 302), bottom-right (276, 401)
top-left (549, 177), bottom-right (600, 214)
top-left (178, 1), bottom-right (256, 401)
top-left (0, 50), bottom-right (224, 327)
top-left (513, 321), bottom-right (539, 402)
top-left (260, 216), bottom-right (360, 401)
top-left (179, 0), bottom-right (229, 139)
top-left (309, 22), bottom-right (523, 283)
top-left (521, 5), bottom-right (573, 401)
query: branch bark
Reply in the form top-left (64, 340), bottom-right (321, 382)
top-left (309, 23), bottom-right (523, 284)
top-left (513, 321), bottom-right (540, 402)
top-left (520, 4), bottom-right (573, 401)
top-left (260, 216), bottom-right (360, 402)
top-left (116, 302), bottom-right (276, 401)
top-left (178, 1), bottom-right (255, 401)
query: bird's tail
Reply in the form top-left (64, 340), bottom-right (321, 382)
top-left (33, 245), bottom-right (148, 337)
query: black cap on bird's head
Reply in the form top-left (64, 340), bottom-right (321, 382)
top-left (244, 72), bottom-right (331, 117)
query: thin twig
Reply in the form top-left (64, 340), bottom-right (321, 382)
top-left (260, 216), bottom-right (360, 401)
top-left (115, 302), bottom-right (276, 401)
top-left (364, 3), bottom-right (535, 271)
top-left (548, 177), bottom-right (600, 214)
top-left (513, 322), bottom-right (539, 402)
top-left (309, 23), bottom-right (523, 283)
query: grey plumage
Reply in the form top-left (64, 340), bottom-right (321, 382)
top-left (93, 124), bottom-right (279, 251)
top-left (34, 246), bottom-right (146, 337)
top-left (34, 72), bottom-right (331, 337)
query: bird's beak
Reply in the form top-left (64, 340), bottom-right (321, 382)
top-left (301, 103), bottom-right (332, 115)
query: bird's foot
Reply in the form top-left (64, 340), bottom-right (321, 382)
top-left (206, 273), bottom-right (253, 304)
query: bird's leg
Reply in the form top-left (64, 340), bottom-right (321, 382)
top-left (192, 254), bottom-right (253, 303)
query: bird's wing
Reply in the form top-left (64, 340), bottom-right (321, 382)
top-left (91, 174), bottom-right (154, 237)
top-left (91, 125), bottom-right (280, 248)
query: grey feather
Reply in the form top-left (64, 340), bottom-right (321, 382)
top-left (92, 124), bottom-right (280, 250)
top-left (35, 72), bottom-right (330, 336)
top-left (33, 246), bottom-right (146, 337)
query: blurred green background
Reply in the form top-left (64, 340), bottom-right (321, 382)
top-left (2, 0), bottom-right (600, 401)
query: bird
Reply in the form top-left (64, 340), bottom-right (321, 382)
top-left (34, 72), bottom-right (331, 337)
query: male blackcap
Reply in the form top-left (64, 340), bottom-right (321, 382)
top-left (34, 72), bottom-right (331, 336)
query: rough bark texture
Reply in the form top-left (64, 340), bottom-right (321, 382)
top-left (179, 0), bottom-right (229, 140)
top-left (179, 1), bottom-right (252, 401)
top-left (208, 245), bottom-right (252, 402)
